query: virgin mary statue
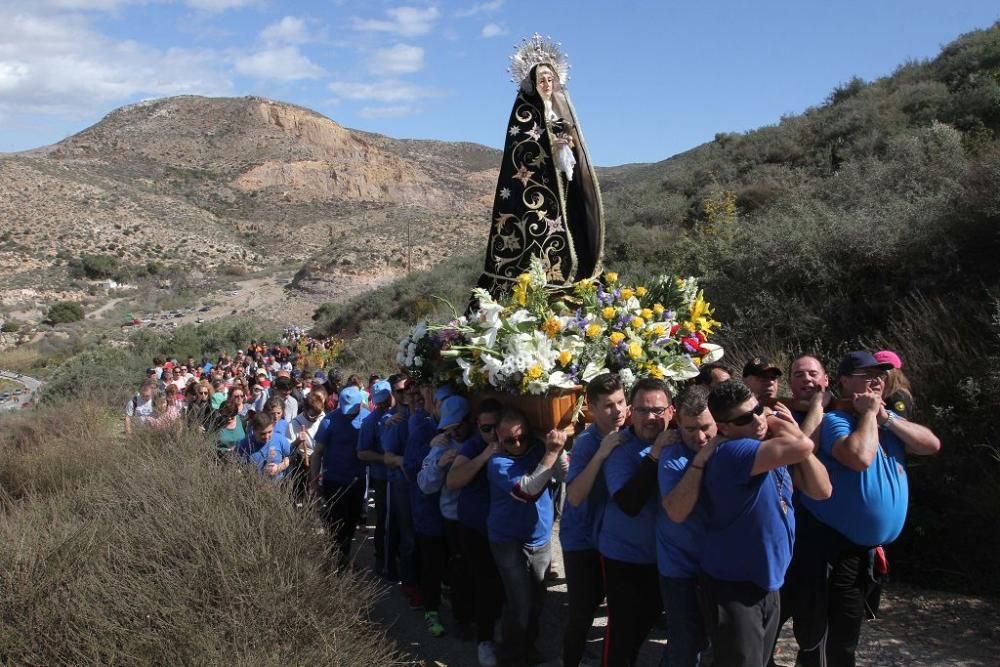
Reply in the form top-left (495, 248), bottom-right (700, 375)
top-left (475, 34), bottom-right (605, 297)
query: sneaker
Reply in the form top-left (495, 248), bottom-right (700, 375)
top-left (424, 611), bottom-right (445, 638)
top-left (477, 640), bottom-right (498, 667)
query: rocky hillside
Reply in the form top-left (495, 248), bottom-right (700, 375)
top-left (0, 95), bottom-right (501, 304)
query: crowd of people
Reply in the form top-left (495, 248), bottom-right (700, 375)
top-left (125, 340), bottom-right (939, 667)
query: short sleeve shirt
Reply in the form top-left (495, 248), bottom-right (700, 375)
top-left (598, 429), bottom-right (659, 565)
top-left (656, 442), bottom-right (708, 578)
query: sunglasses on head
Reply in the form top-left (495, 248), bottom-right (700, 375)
top-left (723, 402), bottom-right (765, 426)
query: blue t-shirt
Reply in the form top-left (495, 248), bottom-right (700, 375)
top-left (656, 442), bottom-right (708, 578)
top-left (487, 443), bottom-right (554, 547)
top-left (560, 424), bottom-right (607, 553)
top-left (701, 438), bottom-right (794, 591)
top-left (457, 435), bottom-right (492, 535)
top-left (357, 408), bottom-right (388, 480)
top-left (800, 410), bottom-right (909, 547)
top-left (381, 407), bottom-right (409, 483)
top-left (405, 410), bottom-right (444, 537)
top-left (598, 428), bottom-right (659, 564)
top-left (315, 409), bottom-right (367, 484)
top-left (234, 432), bottom-right (293, 481)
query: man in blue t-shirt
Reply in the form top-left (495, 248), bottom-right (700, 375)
top-left (598, 377), bottom-right (674, 667)
top-left (787, 352), bottom-right (940, 667)
top-left (446, 398), bottom-right (505, 666)
top-left (487, 408), bottom-right (568, 666)
top-left (380, 374), bottom-right (419, 607)
top-left (561, 372), bottom-right (628, 667)
top-left (357, 379), bottom-right (394, 579)
top-left (702, 380), bottom-right (831, 667)
top-left (657, 386), bottom-right (719, 667)
top-left (309, 385), bottom-right (368, 569)
top-left (234, 410), bottom-right (293, 481)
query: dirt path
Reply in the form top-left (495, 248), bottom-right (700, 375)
top-left (350, 524), bottom-right (999, 667)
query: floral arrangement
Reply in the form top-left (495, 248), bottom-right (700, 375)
top-left (396, 257), bottom-right (724, 395)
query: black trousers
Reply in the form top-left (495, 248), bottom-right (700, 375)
top-left (601, 557), bottom-right (662, 667)
top-left (562, 548), bottom-right (604, 667)
top-left (701, 576), bottom-right (780, 667)
top-left (444, 519), bottom-right (475, 625)
top-left (370, 479), bottom-right (393, 577)
top-left (418, 533), bottom-right (447, 612)
top-left (320, 478), bottom-right (364, 569)
top-left (459, 524), bottom-right (505, 642)
top-left (779, 509), bottom-right (871, 667)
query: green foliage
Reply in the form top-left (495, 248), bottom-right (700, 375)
top-left (44, 300), bottom-right (84, 325)
top-left (1, 319), bottom-right (21, 333)
top-left (77, 253), bottom-right (121, 279)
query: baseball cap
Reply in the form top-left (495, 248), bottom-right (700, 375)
top-left (313, 371), bottom-right (328, 383)
top-left (438, 395), bottom-right (470, 431)
top-left (339, 385), bottom-right (364, 415)
top-left (434, 384), bottom-right (456, 403)
top-left (372, 380), bottom-right (392, 404)
top-left (743, 356), bottom-right (782, 378)
top-left (836, 351), bottom-right (894, 378)
top-left (873, 350), bottom-right (903, 370)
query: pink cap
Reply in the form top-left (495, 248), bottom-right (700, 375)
top-left (873, 350), bottom-right (902, 369)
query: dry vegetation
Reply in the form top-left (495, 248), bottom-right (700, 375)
top-left (0, 401), bottom-right (402, 665)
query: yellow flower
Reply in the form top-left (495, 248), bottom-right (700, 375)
top-left (585, 323), bottom-right (602, 338)
top-left (635, 286), bottom-right (648, 297)
top-left (517, 273), bottom-right (532, 287)
top-left (687, 291), bottom-right (719, 335)
top-left (640, 308), bottom-right (653, 320)
top-left (526, 365), bottom-right (543, 380)
top-left (609, 331), bottom-right (625, 346)
top-left (542, 316), bottom-right (562, 338)
top-left (559, 350), bottom-right (573, 366)
top-left (631, 316), bottom-right (645, 329)
top-left (601, 306), bottom-right (616, 320)
top-left (620, 287), bottom-right (634, 301)
top-left (676, 277), bottom-right (686, 289)
top-left (513, 284), bottom-right (527, 306)
top-left (647, 362), bottom-right (664, 379)
top-left (627, 341), bottom-right (643, 360)
top-left (653, 303), bottom-right (665, 316)
top-left (652, 324), bottom-right (667, 337)
top-left (605, 271), bottom-right (618, 284)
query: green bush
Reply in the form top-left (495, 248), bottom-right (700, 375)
top-left (44, 301), bottom-right (84, 325)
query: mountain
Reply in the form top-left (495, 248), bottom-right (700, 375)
top-left (0, 95), bottom-right (502, 303)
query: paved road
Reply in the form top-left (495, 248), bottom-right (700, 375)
top-left (0, 368), bottom-right (41, 411)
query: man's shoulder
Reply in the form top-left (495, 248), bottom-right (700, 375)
top-left (662, 442), bottom-right (692, 468)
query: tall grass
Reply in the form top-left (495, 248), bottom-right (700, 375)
top-left (0, 402), bottom-right (403, 665)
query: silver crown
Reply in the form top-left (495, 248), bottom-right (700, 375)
top-left (508, 33), bottom-right (571, 87)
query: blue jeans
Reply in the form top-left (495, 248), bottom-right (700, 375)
top-left (659, 575), bottom-right (708, 667)
top-left (490, 540), bottom-right (551, 663)
top-left (387, 478), bottom-right (417, 586)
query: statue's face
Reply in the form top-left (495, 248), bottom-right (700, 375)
top-left (535, 66), bottom-right (555, 99)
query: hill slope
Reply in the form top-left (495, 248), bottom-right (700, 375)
top-left (0, 95), bottom-right (501, 304)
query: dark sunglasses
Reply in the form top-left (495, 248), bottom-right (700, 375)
top-left (479, 423), bottom-right (497, 433)
top-left (723, 402), bottom-right (765, 426)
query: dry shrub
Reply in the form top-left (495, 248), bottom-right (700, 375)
top-left (0, 404), bottom-right (403, 666)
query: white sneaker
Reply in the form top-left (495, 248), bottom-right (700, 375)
top-left (477, 640), bottom-right (498, 667)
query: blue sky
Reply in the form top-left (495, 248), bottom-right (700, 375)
top-left (1, 1), bottom-right (997, 166)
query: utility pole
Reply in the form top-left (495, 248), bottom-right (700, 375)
top-left (406, 208), bottom-right (412, 274)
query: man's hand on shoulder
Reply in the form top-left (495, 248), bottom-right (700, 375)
top-left (597, 430), bottom-right (624, 459)
top-left (651, 428), bottom-right (679, 460)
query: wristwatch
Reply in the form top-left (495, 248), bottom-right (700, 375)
top-left (881, 411), bottom-right (896, 430)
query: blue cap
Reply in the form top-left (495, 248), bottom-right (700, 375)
top-left (438, 395), bottom-right (470, 431)
top-left (339, 386), bottom-right (364, 415)
top-left (372, 380), bottom-right (392, 404)
top-left (313, 371), bottom-right (327, 383)
top-left (836, 351), bottom-right (894, 378)
top-left (434, 384), bottom-right (456, 403)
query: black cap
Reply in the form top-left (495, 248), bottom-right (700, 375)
top-left (743, 356), bottom-right (782, 378)
top-left (836, 351), bottom-right (894, 378)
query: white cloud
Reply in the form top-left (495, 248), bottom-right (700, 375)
top-left (481, 22), bottom-right (506, 38)
top-left (352, 6), bottom-right (439, 37)
top-left (368, 43), bottom-right (424, 76)
top-left (455, 1), bottom-right (503, 18)
top-left (327, 80), bottom-right (428, 103)
top-left (0, 12), bottom-right (231, 116)
top-left (359, 105), bottom-right (415, 118)
top-left (234, 46), bottom-right (323, 81)
top-left (261, 16), bottom-right (310, 45)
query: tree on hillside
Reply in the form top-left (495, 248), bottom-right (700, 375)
top-left (45, 301), bottom-right (84, 325)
